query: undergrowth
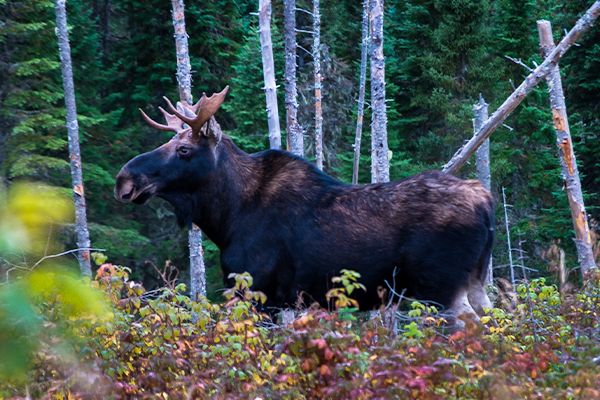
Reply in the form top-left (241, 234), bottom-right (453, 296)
top-left (0, 258), bottom-right (598, 399)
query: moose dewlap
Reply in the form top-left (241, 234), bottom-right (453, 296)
top-left (115, 87), bottom-right (494, 322)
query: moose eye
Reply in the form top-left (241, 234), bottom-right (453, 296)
top-left (177, 146), bottom-right (192, 157)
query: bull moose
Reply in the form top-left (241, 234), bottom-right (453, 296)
top-left (115, 86), bottom-right (494, 322)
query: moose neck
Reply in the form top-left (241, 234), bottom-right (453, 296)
top-left (185, 137), bottom-right (259, 248)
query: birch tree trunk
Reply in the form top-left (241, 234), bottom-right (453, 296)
top-left (258, 0), bottom-right (281, 150)
top-left (369, 0), bottom-right (389, 183)
top-left (170, 0), bottom-right (207, 299)
top-left (474, 95), bottom-right (493, 285)
top-left (352, 0), bottom-right (369, 185)
top-left (313, 0), bottom-right (323, 170)
top-left (55, 0), bottom-right (92, 277)
top-left (538, 20), bottom-right (597, 276)
top-left (474, 96), bottom-right (491, 191)
top-left (443, 1), bottom-right (600, 175)
top-left (283, 0), bottom-right (303, 156)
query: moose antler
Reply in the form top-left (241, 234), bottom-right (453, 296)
top-left (139, 104), bottom-right (186, 133)
top-left (162, 86), bottom-right (229, 135)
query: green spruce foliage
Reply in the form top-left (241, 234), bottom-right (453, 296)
top-left (1, 0), bottom-right (598, 293)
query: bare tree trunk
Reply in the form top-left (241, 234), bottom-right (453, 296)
top-left (369, 0), bottom-right (389, 183)
top-left (474, 95), bottom-right (493, 285)
top-left (55, 0), bottom-right (92, 277)
top-left (170, 0), bottom-right (206, 299)
top-left (352, 0), bottom-right (369, 185)
top-left (258, 0), bottom-right (282, 150)
top-left (502, 187), bottom-right (515, 287)
top-left (313, 0), bottom-right (323, 170)
top-left (516, 233), bottom-right (528, 282)
top-left (283, 0), bottom-right (303, 156)
top-left (443, 1), bottom-right (600, 175)
top-left (474, 96), bottom-right (491, 191)
top-left (538, 20), bottom-right (597, 276)
top-left (557, 246), bottom-right (568, 294)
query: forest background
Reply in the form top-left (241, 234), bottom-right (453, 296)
top-left (1, 0), bottom-right (599, 296)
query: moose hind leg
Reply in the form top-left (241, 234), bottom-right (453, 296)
top-left (447, 288), bottom-right (478, 329)
top-left (467, 280), bottom-right (492, 317)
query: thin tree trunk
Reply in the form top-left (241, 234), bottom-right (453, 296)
top-left (502, 187), bottom-right (516, 287)
top-left (443, 1), bottom-right (600, 175)
top-left (55, 0), bottom-right (92, 277)
top-left (369, 0), bottom-right (389, 183)
top-left (558, 246), bottom-right (568, 293)
top-left (283, 0), bottom-right (303, 156)
top-left (352, 0), bottom-right (369, 185)
top-left (474, 95), bottom-right (493, 285)
top-left (171, 0), bottom-right (192, 104)
top-left (538, 20), bottom-right (597, 276)
top-left (170, 0), bottom-right (206, 299)
top-left (258, 0), bottom-right (282, 150)
top-left (313, 0), bottom-right (323, 170)
top-left (474, 96), bottom-right (491, 191)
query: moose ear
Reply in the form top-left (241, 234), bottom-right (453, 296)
top-left (201, 118), bottom-right (223, 143)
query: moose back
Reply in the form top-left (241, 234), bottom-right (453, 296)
top-left (115, 87), bottom-right (494, 320)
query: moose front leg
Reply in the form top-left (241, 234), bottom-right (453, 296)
top-left (220, 247), bottom-right (287, 307)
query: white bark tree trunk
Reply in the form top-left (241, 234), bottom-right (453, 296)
top-left (313, 0), bottom-right (323, 170)
top-left (443, 1), bottom-right (600, 175)
top-left (283, 0), bottom-right (303, 156)
top-left (538, 20), bottom-right (597, 276)
top-left (258, 0), bottom-right (282, 150)
top-left (170, 0), bottom-right (207, 299)
top-left (474, 95), bottom-right (493, 285)
top-left (369, 0), bottom-right (389, 183)
top-left (352, 0), bottom-right (369, 185)
top-left (55, 0), bottom-right (92, 277)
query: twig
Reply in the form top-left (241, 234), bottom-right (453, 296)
top-left (295, 28), bottom-right (315, 35)
top-left (295, 7), bottom-right (314, 16)
top-left (32, 247), bottom-right (106, 268)
top-left (504, 55), bottom-right (534, 72)
top-left (296, 44), bottom-right (312, 56)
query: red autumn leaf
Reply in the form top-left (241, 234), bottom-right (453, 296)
top-left (324, 348), bottom-right (334, 361)
top-left (407, 378), bottom-right (427, 392)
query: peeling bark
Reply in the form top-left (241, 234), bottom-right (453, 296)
top-left (283, 0), bottom-right (303, 156)
top-left (170, 0), bottom-right (207, 298)
top-left (55, 0), bottom-right (92, 277)
top-left (171, 0), bottom-right (192, 104)
top-left (538, 19), bottom-right (597, 276)
top-left (369, 0), bottom-right (389, 183)
top-left (474, 96), bottom-right (493, 285)
top-left (259, 0), bottom-right (282, 150)
top-left (443, 1), bottom-right (600, 175)
top-left (313, 0), bottom-right (323, 170)
top-left (352, 0), bottom-right (369, 185)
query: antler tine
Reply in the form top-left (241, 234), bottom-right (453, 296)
top-left (188, 93), bottom-right (207, 114)
top-left (190, 86), bottom-right (230, 131)
top-left (139, 108), bottom-right (179, 133)
top-left (158, 106), bottom-right (184, 129)
top-left (162, 96), bottom-right (199, 129)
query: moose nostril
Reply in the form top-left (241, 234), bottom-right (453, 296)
top-left (121, 187), bottom-right (134, 200)
top-left (115, 174), bottom-right (136, 202)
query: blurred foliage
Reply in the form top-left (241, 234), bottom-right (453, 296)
top-left (0, 182), bottom-right (72, 263)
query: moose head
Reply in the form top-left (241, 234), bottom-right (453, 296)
top-left (114, 86), bottom-right (229, 207)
